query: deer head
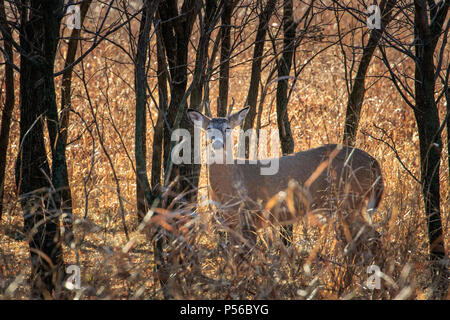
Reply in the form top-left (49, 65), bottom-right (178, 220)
top-left (187, 106), bottom-right (249, 151)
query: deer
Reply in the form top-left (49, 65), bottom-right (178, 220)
top-left (187, 103), bottom-right (384, 256)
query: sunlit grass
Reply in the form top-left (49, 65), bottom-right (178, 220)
top-left (0, 3), bottom-right (448, 299)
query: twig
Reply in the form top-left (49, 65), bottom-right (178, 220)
top-left (361, 124), bottom-right (421, 184)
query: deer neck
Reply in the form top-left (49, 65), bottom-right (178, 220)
top-left (207, 148), bottom-right (237, 174)
top-left (207, 148), bottom-right (244, 203)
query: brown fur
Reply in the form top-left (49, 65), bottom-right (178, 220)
top-left (208, 144), bottom-right (384, 231)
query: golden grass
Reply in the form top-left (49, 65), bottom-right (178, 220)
top-left (0, 3), bottom-right (448, 299)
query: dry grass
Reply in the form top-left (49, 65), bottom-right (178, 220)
top-left (0, 2), bottom-right (448, 299)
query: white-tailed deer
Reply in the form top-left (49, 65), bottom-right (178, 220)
top-left (187, 105), bottom-right (384, 248)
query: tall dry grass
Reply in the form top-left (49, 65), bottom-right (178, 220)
top-left (0, 2), bottom-right (448, 299)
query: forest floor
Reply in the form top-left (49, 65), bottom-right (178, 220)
top-left (0, 4), bottom-right (449, 299)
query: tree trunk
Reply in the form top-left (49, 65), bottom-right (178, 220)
top-left (447, 84), bottom-right (449, 190)
top-left (0, 0), bottom-right (15, 221)
top-left (218, 0), bottom-right (234, 117)
top-left (342, 0), bottom-right (395, 146)
top-left (154, 0), bottom-right (199, 299)
top-left (413, 0), bottom-right (448, 297)
top-left (241, 0), bottom-right (277, 158)
top-left (190, 1), bottom-right (218, 111)
top-left (151, 22), bottom-right (167, 195)
top-left (158, 0), bottom-right (196, 177)
top-left (56, 0), bottom-right (91, 240)
top-left (135, 0), bottom-right (158, 222)
top-left (188, 0), bottom-right (220, 203)
top-left (60, 0), bottom-right (91, 145)
top-left (158, 0), bottom-right (199, 198)
top-left (276, 0), bottom-right (295, 156)
top-left (16, 0), bottom-right (65, 298)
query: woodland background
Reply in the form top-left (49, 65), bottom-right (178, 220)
top-left (0, 0), bottom-right (448, 299)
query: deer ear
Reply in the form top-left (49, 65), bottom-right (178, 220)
top-left (187, 109), bottom-right (209, 130)
top-left (228, 107), bottom-right (249, 128)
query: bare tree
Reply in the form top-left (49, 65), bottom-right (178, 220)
top-left (54, 1), bottom-right (93, 245)
top-left (275, 0), bottom-right (296, 156)
top-left (412, 0), bottom-right (448, 286)
top-left (150, 18), bottom-right (167, 200)
top-left (188, 0), bottom-right (222, 199)
top-left (135, 0), bottom-right (159, 222)
top-left (0, 0), bottom-right (15, 221)
top-left (14, 0), bottom-right (66, 298)
top-left (378, 0), bottom-right (449, 297)
top-left (218, 0), bottom-right (235, 116)
top-left (241, 0), bottom-right (277, 157)
top-left (335, 0), bottom-right (396, 146)
top-left (153, 0), bottom-right (201, 298)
